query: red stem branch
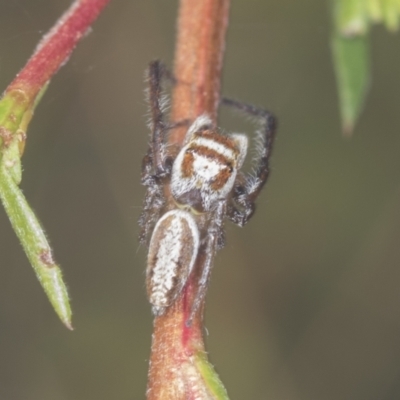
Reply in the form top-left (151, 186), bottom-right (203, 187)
top-left (170, 0), bottom-right (230, 144)
top-left (5, 0), bottom-right (110, 99)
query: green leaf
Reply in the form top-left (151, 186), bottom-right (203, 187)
top-left (332, 34), bottom-right (370, 135)
top-left (0, 83), bottom-right (70, 327)
top-left (381, 0), bottom-right (400, 31)
top-left (0, 165), bottom-right (72, 329)
top-left (367, 0), bottom-right (383, 22)
top-left (194, 351), bottom-right (230, 400)
top-left (335, 0), bottom-right (369, 36)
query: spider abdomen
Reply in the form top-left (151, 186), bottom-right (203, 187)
top-left (146, 209), bottom-right (200, 315)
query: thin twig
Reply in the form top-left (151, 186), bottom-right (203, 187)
top-left (6, 0), bottom-right (110, 99)
top-left (146, 0), bottom-right (230, 398)
top-left (0, 0), bottom-right (111, 328)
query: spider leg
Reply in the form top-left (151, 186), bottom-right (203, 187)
top-left (226, 181), bottom-right (256, 227)
top-left (147, 60), bottom-right (175, 177)
top-left (222, 97), bottom-right (277, 226)
top-left (187, 201), bottom-right (225, 326)
top-left (138, 151), bottom-right (166, 245)
top-left (138, 186), bottom-right (165, 246)
top-left (139, 61), bottom-right (175, 245)
top-left (140, 62), bottom-right (194, 246)
top-left (148, 61), bottom-right (192, 169)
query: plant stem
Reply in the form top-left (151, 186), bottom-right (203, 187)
top-left (0, 0), bottom-right (111, 328)
top-left (146, 0), bottom-right (230, 398)
top-left (169, 0), bottom-right (230, 144)
top-left (6, 0), bottom-right (110, 100)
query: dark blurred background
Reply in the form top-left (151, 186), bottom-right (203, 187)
top-left (0, 1), bottom-right (400, 399)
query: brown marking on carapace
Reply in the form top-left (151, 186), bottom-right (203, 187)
top-left (211, 166), bottom-right (232, 190)
top-left (39, 249), bottom-right (56, 268)
top-left (186, 145), bottom-right (235, 168)
top-left (181, 151), bottom-right (195, 178)
top-left (194, 129), bottom-right (240, 154)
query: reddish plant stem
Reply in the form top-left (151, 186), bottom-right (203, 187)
top-left (5, 0), bottom-right (110, 100)
top-left (147, 0), bottom-right (230, 398)
top-left (169, 0), bottom-right (230, 144)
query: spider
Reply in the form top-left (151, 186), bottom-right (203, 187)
top-left (139, 60), bottom-right (277, 319)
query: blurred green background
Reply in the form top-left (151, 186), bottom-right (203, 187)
top-left (1, 0), bottom-right (400, 399)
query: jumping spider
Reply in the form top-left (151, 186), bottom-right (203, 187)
top-left (139, 60), bottom-right (277, 319)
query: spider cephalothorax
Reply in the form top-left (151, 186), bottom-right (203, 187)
top-left (171, 115), bottom-right (248, 214)
top-left (139, 61), bottom-right (277, 319)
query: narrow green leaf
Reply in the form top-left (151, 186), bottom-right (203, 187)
top-left (0, 165), bottom-right (72, 329)
top-left (381, 0), bottom-right (400, 31)
top-left (194, 351), bottom-right (230, 400)
top-left (332, 34), bottom-right (370, 135)
top-left (335, 0), bottom-right (369, 36)
top-left (367, 0), bottom-right (383, 22)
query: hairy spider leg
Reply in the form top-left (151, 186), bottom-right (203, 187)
top-left (222, 98), bottom-right (277, 227)
top-left (139, 150), bottom-right (166, 245)
top-left (187, 200), bottom-right (226, 326)
top-left (139, 61), bottom-right (172, 245)
top-left (148, 60), bottom-right (171, 177)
